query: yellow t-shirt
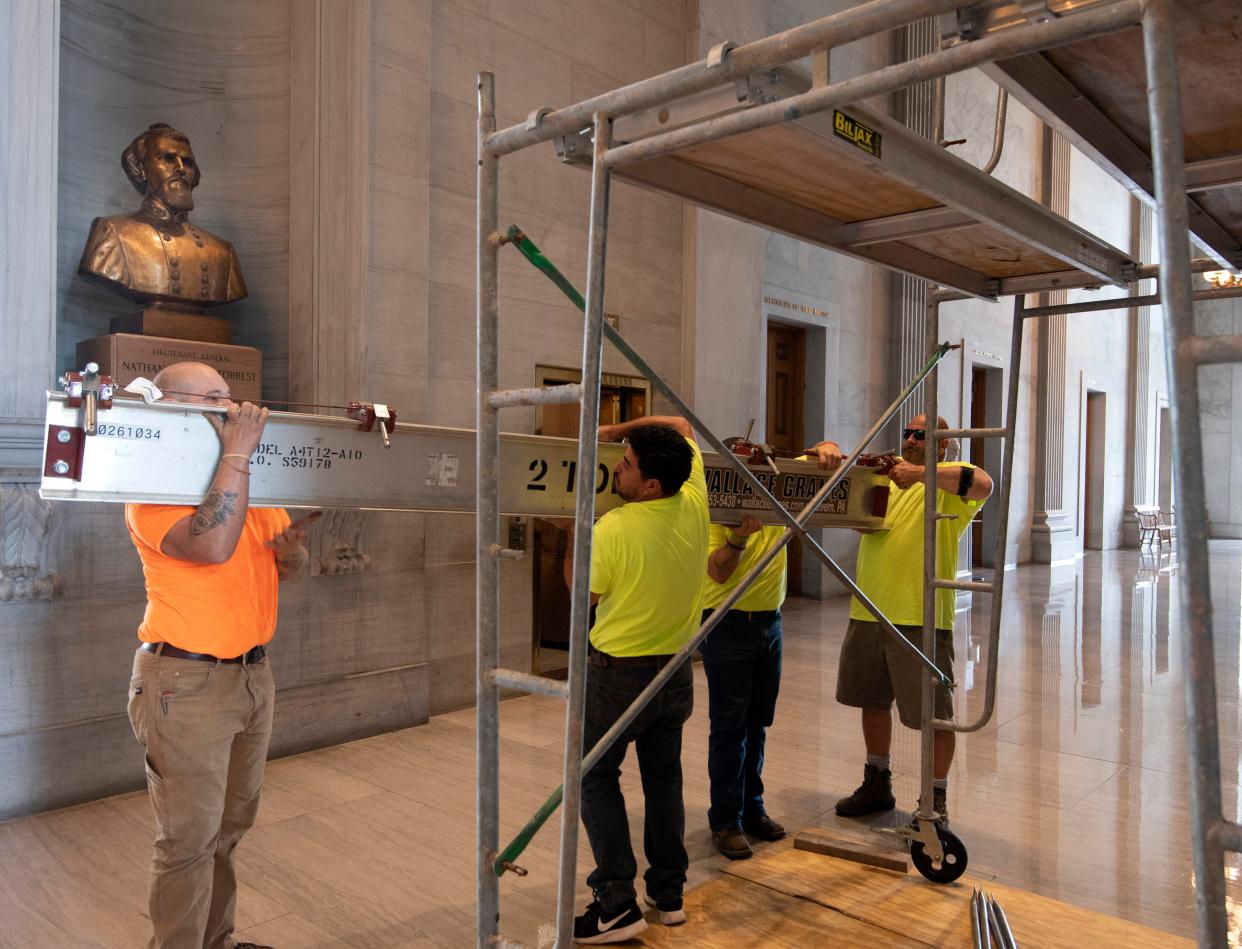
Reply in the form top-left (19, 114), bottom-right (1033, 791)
top-left (590, 438), bottom-right (709, 656)
top-left (849, 462), bottom-right (985, 630)
top-left (700, 524), bottom-right (787, 612)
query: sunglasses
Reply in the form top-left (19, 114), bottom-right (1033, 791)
top-left (902, 428), bottom-right (926, 441)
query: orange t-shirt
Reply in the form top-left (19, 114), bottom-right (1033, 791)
top-left (125, 503), bottom-right (292, 659)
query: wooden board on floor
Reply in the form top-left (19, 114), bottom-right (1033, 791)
top-left (712, 844), bottom-right (1192, 948)
top-left (636, 857), bottom-right (927, 947)
top-left (794, 826), bottom-right (910, 872)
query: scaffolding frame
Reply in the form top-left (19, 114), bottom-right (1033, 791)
top-left (476, 0), bottom-right (1242, 945)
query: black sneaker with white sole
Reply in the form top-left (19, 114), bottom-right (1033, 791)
top-left (573, 899), bottom-right (648, 943)
top-left (643, 892), bottom-right (687, 926)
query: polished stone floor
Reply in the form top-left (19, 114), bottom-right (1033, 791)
top-left (1, 544), bottom-right (1239, 947)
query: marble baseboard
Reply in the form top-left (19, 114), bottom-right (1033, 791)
top-left (0, 664), bottom-right (430, 820)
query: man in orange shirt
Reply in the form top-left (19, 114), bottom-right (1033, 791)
top-left (125, 361), bottom-right (308, 949)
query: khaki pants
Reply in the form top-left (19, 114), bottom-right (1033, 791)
top-left (835, 619), bottom-right (954, 728)
top-left (127, 646), bottom-right (275, 949)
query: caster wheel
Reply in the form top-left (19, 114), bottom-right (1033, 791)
top-left (910, 825), bottom-right (968, 883)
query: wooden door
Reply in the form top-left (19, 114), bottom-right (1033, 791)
top-left (766, 323), bottom-right (806, 595)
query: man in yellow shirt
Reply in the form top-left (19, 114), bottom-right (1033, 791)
top-left (124, 362), bottom-right (307, 949)
top-left (698, 441), bottom-right (842, 861)
top-left (834, 415), bottom-right (992, 825)
top-left (564, 417), bottom-right (708, 943)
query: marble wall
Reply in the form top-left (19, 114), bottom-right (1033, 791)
top-left (57, 0), bottom-right (291, 392)
top-left (0, 0), bottom-right (691, 818)
top-left (935, 70), bottom-right (1044, 568)
top-left (1198, 290), bottom-right (1242, 537)
top-left (1060, 150), bottom-right (1140, 553)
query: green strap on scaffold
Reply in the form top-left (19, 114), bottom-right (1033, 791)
top-left (506, 225), bottom-right (587, 309)
top-left (493, 225), bottom-right (953, 878)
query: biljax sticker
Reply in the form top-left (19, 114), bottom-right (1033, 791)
top-left (833, 110), bottom-right (881, 158)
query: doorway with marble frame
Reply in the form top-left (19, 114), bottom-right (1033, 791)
top-left (1082, 386), bottom-right (1109, 551)
top-left (528, 365), bottom-right (651, 677)
top-left (968, 360), bottom-right (1005, 570)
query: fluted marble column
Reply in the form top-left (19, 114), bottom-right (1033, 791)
top-left (1122, 200), bottom-right (1154, 546)
top-left (289, 0), bottom-right (370, 409)
top-left (1, 0), bottom-right (59, 468)
top-left (1, 0), bottom-right (60, 602)
top-left (892, 18), bottom-right (937, 438)
top-left (1030, 127), bottom-right (1075, 563)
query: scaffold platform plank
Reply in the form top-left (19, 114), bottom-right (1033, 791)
top-left (559, 66), bottom-right (1136, 300)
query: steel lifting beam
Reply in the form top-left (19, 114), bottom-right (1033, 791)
top-left (38, 393), bottom-right (887, 531)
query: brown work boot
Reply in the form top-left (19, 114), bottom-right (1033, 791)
top-left (835, 764), bottom-right (896, 817)
top-left (743, 813), bottom-right (787, 841)
top-left (712, 826), bottom-right (753, 860)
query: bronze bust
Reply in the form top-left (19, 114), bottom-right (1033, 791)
top-left (78, 123), bottom-right (247, 311)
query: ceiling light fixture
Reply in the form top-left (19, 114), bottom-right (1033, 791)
top-left (1204, 269), bottom-right (1242, 288)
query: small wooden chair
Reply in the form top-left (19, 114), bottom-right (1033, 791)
top-left (1135, 506), bottom-right (1162, 547)
top-left (1155, 508), bottom-right (1177, 548)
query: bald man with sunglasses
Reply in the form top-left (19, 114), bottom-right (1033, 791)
top-left (834, 414), bottom-right (992, 826)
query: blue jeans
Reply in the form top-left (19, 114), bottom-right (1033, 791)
top-left (580, 658), bottom-right (694, 913)
top-left (698, 609), bottom-right (782, 831)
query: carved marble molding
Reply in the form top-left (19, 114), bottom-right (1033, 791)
top-left (307, 508), bottom-right (371, 577)
top-left (0, 481), bottom-right (58, 602)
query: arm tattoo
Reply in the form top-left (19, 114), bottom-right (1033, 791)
top-left (191, 489), bottom-right (240, 535)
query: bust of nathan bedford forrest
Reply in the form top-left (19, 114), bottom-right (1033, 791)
top-left (78, 123), bottom-right (247, 311)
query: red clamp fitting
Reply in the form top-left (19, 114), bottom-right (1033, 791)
top-left (58, 362), bottom-right (115, 437)
top-left (724, 436), bottom-right (780, 474)
top-left (60, 363), bottom-right (115, 410)
top-left (347, 402), bottom-right (397, 448)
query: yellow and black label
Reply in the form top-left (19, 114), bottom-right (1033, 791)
top-left (833, 110), bottom-right (881, 158)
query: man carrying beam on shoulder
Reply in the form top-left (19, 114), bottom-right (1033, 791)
top-left (562, 416), bottom-right (708, 944)
top-left (833, 415), bottom-right (992, 826)
top-left (698, 439), bottom-right (844, 861)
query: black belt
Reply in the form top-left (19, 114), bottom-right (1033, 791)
top-left (588, 648), bottom-right (677, 669)
top-left (703, 608), bottom-right (781, 623)
top-left (141, 641), bottom-right (267, 665)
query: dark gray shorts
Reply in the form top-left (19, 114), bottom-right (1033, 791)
top-left (835, 619), bottom-right (954, 728)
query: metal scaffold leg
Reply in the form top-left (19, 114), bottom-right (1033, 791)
top-left (1142, 0), bottom-right (1229, 944)
top-left (553, 109), bottom-right (613, 949)
top-left (903, 291), bottom-right (967, 884)
top-left (475, 71), bottom-right (503, 949)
